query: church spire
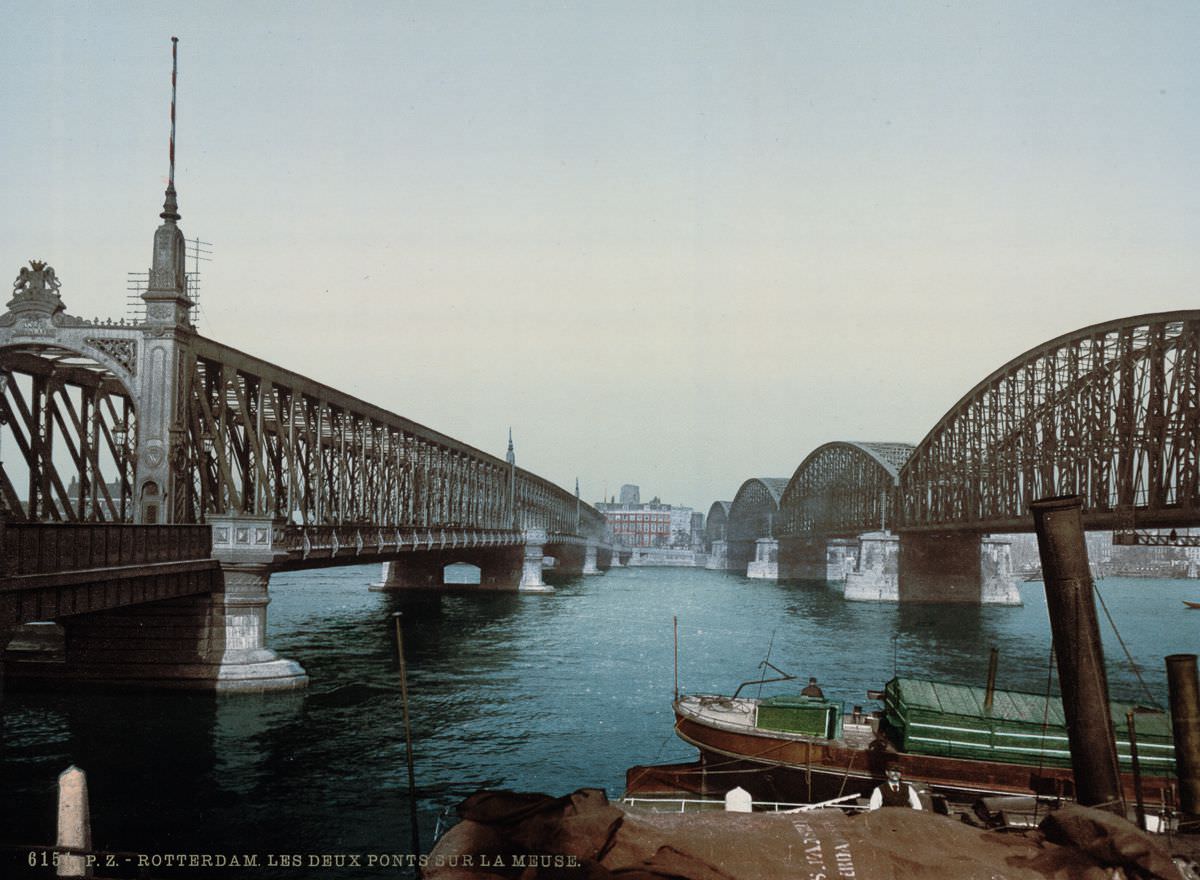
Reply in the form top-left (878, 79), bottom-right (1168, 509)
top-left (506, 428), bottom-right (515, 466)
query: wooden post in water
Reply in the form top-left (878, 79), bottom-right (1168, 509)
top-left (392, 612), bottom-right (421, 856)
top-left (1166, 653), bottom-right (1200, 825)
top-left (984, 646), bottom-right (999, 712)
top-left (1031, 495), bottom-right (1124, 814)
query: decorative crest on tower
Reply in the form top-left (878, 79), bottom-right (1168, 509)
top-left (506, 428), bottom-right (515, 466)
top-left (6, 260), bottom-right (66, 322)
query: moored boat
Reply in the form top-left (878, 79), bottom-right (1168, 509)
top-left (627, 676), bottom-right (1177, 816)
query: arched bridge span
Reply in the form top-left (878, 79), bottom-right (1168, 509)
top-left (778, 441), bottom-right (913, 539)
top-left (725, 477), bottom-right (788, 573)
top-left (704, 500), bottom-right (730, 548)
top-left (899, 311), bottom-right (1200, 534)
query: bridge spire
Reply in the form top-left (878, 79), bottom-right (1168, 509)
top-left (506, 429), bottom-right (518, 529)
top-left (144, 36), bottom-right (192, 328)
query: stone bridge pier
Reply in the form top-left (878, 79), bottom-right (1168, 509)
top-left (3, 519), bottom-right (308, 693)
top-left (371, 544), bottom-right (529, 591)
top-left (778, 537), bottom-right (828, 581)
top-left (746, 537), bottom-right (779, 579)
top-left (5, 570), bottom-right (307, 693)
top-left (369, 530), bottom-right (608, 593)
top-left (704, 540), bottom-right (727, 570)
top-left (898, 532), bottom-right (1021, 604)
top-left (842, 531), bottom-right (1021, 604)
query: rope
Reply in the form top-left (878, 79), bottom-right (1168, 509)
top-left (1093, 581), bottom-right (1162, 709)
top-left (1034, 642), bottom-right (1057, 824)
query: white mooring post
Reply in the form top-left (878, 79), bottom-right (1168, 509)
top-left (56, 765), bottom-right (92, 877)
top-left (724, 786), bottom-right (753, 813)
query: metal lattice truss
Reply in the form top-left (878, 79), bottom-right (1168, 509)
top-left (0, 347), bottom-right (135, 522)
top-left (184, 338), bottom-right (606, 537)
top-left (778, 442), bottom-right (914, 539)
top-left (899, 312), bottom-right (1200, 532)
top-left (0, 274), bottom-right (604, 538)
top-left (726, 477), bottom-right (789, 542)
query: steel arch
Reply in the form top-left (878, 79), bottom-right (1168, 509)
top-left (899, 311), bottom-right (1200, 532)
top-left (726, 477), bottom-right (789, 542)
top-left (778, 441), bottom-right (914, 539)
top-left (705, 500), bottom-right (731, 546)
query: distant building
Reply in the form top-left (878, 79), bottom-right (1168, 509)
top-left (597, 486), bottom-right (698, 548)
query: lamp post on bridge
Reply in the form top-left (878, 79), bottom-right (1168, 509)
top-left (112, 421), bottom-right (138, 522)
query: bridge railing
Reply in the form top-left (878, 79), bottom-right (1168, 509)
top-left (1, 523), bottom-right (212, 577)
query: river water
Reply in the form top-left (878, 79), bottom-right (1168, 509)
top-left (2, 565), bottom-right (1198, 876)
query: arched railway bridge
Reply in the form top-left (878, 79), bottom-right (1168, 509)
top-left (714, 312), bottom-right (1200, 604)
top-left (0, 185), bottom-right (610, 691)
top-left (723, 477), bottom-right (788, 577)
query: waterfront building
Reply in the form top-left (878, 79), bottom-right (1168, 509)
top-left (595, 489), bottom-right (701, 549)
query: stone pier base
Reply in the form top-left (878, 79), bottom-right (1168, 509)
top-left (370, 545), bottom-right (528, 591)
top-left (826, 538), bottom-right (859, 583)
top-left (746, 537), bottom-right (779, 580)
top-left (778, 537), bottom-right (828, 581)
top-left (898, 532), bottom-right (1022, 605)
top-left (6, 565), bottom-right (307, 692)
top-left (844, 531), bottom-right (900, 602)
top-left (582, 541), bottom-right (601, 575)
top-left (520, 530), bottom-right (554, 593)
top-left (704, 541), bottom-right (728, 571)
top-left (979, 536), bottom-right (1023, 605)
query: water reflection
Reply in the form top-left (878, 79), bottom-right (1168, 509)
top-left (1, 566), bottom-right (1195, 877)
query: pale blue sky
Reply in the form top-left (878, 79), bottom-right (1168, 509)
top-left (4, 2), bottom-right (1199, 509)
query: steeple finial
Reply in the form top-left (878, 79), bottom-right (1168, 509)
top-left (145, 36), bottom-right (191, 324)
top-left (506, 428), bottom-right (515, 466)
top-left (160, 37), bottom-right (181, 222)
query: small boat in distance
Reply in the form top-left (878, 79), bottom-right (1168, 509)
top-left (626, 674), bottom-right (1177, 819)
top-left (1182, 601), bottom-right (1200, 609)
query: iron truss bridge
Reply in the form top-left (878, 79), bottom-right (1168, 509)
top-left (0, 262), bottom-right (606, 555)
top-left (769, 313), bottom-right (1200, 540)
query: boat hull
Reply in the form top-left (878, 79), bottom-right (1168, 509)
top-left (658, 710), bottom-right (1175, 808)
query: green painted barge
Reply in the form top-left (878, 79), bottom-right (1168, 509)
top-left (626, 676), bottom-right (1177, 811)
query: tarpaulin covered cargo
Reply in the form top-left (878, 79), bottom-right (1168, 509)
top-left (884, 677), bottom-right (1175, 773)
top-left (425, 788), bottom-right (1185, 880)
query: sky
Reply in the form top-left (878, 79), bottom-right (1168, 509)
top-left (3, 1), bottom-right (1199, 512)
